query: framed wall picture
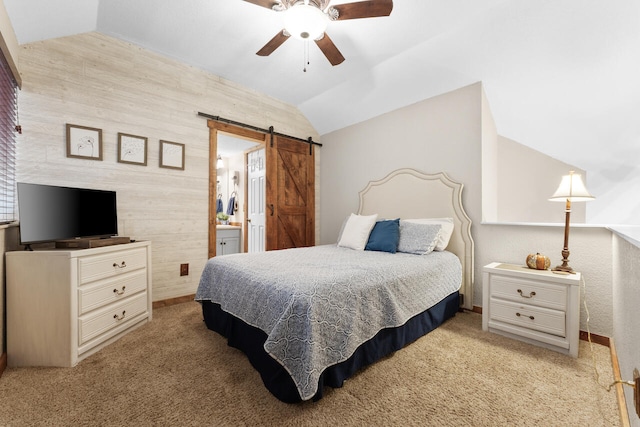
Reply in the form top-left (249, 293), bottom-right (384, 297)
top-left (66, 124), bottom-right (103, 160)
top-left (117, 133), bottom-right (148, 166)
top-left (159, 140), bottom-right (185, 170)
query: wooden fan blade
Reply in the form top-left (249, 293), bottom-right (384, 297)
top-left (256, 31), bottom-right (290, 56)
top-left (243, 0), bottom-right (278, 9)
top-left (332, 0), bottom-right (393, 20)
top-left (315, 33), bottom-right (345, 66)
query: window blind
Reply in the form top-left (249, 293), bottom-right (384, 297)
top-left (0, 49), bottom-right (17, 224)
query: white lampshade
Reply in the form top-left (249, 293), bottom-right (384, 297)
top-left (283, 4), bottom-right (329, 41)
top-left (549, 171), bottom-right (595, 202)
top-left (216, 155), bottom-right (224, 169)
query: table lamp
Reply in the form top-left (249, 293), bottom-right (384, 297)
top-left (549, 171), bottom-right (595, 273)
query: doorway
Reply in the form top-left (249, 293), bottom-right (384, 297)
top-left (217, 133), bottom-right (265, 254)
top-left (207, 120), bottom-right (316, 258)
top-left (207, 121), bottom-right (267, 259)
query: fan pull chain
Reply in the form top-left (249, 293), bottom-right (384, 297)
top-left (303, 40), bottom-right (310, 72)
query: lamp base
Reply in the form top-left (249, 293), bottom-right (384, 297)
top-left (553, 248), bottom-right (576, 274)
top-left (552, 264), bottom-right (575, 274)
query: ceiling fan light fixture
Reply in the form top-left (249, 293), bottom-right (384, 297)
top-left (283, 4), bottom-right (329, 40)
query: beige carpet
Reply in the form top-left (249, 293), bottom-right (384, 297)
top-left (0, 302), bottom-right (619, 426)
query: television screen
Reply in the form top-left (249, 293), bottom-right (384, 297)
top-left (17, 182), bottom-right (118, 245)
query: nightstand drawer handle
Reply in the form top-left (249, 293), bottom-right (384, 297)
top-left (113, 286), bottom-right (126, 296)
top-left (113, 310), bottom-right (126, 321)
top-left (516, 312), bottom-right (534, 320)
top-left (517, 289), bottom-right (536, 298)
top-left (113, 261), bottom-right (127, 269)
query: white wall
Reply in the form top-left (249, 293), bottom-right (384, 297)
top-left (320, 82), bottom-right (484, 245)
top-left (589, 168), bottom-right (640, 225)
top-left (612, 234), bottom-right (640, 426)
top-left (497, 136), bottom-right (587, 223)
top-left (481, 87), bottom-right (498, 222)
top-left (16, 32), bottom-right (318, 301)
top-left (320, 83), bottom-right (614, 336)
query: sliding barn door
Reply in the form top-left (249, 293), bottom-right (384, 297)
top-left (265, 135), bottom-right (315, 250)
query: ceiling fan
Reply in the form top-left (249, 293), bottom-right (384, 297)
top-left (244, 0), bottom-right (394, 66)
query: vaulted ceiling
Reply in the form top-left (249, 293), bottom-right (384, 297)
top-left (5, 0), bottom-right (640, 178)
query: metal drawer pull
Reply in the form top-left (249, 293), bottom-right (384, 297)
top-left (113, 310), bottom-right (126, 321)
top-left (517, 289), bottom-right (536, 298)
top-left (516, 312), bottom-right (534, 320)
top-left (113, 286), bottom-right (126, 296)
top-left (113, 261), bottom-right (127, 268)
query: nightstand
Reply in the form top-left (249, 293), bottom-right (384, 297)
top-left (482, 262), bottom-right (581, 357)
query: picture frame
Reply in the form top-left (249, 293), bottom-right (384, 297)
top-left (159, 140), bottom-right (185, 170)
top-left (117, 133), bottom-right (148, 166)
top-left (66, 124), bottom-right (103, 160)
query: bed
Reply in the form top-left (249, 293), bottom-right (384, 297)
top-left (195, 169), bottom-right (474, 403)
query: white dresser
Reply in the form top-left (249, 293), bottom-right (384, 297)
top-left (6, 241), bottom-right (152, 367)
top-left (482, 262), bottom-right (581, 357)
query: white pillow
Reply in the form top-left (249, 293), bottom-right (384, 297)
top-left (337, 213), bottom-right (378, 250)
top-left (404, 218), bottom-right (454, 251)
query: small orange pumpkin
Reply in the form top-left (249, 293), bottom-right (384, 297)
top-left (526, 253), bottom-right (550, 270)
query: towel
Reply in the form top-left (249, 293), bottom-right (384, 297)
top-left (226, 196), bottom-right (236, 216)
top-left (216, 197), bottom-right (224, 214)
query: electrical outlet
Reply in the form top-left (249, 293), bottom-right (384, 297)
top-left (634, 368), bottom-right (639, 418)
top-left (180, 263), bottom-right (189, 276)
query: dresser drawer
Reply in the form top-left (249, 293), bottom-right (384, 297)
top-left (78, 292), bottom-right (148, 346)
top-left (78, 247), bottom-right (147, 284)
top-left (489, 298), bottom-right (566, 337)
top-left (490, 275), bottom-right (567, 311)
top-left (78, 269), bottom-right (148, 315)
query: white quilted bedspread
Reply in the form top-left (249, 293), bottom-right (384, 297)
top-left (195, 244), bottom-right (461, 400)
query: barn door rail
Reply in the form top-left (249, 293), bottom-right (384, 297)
top-left (197, 112), bottom-right (321, 154)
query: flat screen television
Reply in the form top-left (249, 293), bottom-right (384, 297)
top-left (17, 182), bottom-right (118, 246)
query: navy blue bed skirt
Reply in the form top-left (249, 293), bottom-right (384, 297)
top-left (200, 290), bottom-right (460, 403)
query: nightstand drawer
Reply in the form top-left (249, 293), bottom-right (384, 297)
top-left (78, 247), bottom-right (147, 284)
top-left (489, 298), bottom-right (566, 337)
top-left (491, 275), bottom-right (567, 311)
top-left (78, 269), bottom-right (148, 315)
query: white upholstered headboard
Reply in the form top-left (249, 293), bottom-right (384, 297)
top-left (357, 168), bottom-right (474, 309)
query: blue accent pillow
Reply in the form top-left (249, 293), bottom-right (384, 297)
top-left (365, 218), bottom-right (400, 253)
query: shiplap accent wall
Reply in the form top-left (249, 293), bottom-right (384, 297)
top-left (16, 32), bottom-right (319, 301)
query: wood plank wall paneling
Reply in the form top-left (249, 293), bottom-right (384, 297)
top-left (16, 32), bottom-right (320, 301)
